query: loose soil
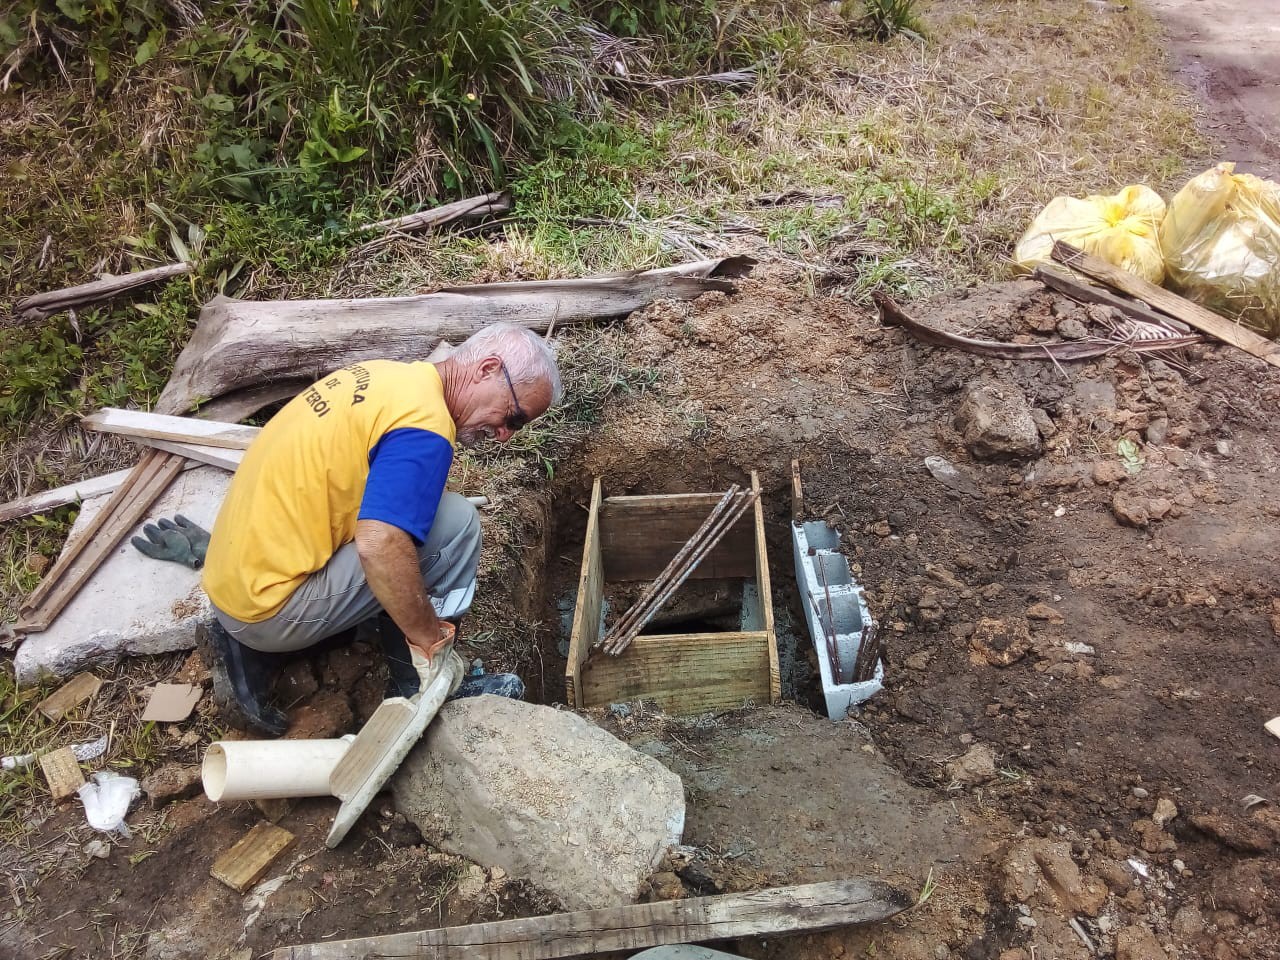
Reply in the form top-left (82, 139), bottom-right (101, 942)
top-left (4, 265), bottom-right (1279, 960)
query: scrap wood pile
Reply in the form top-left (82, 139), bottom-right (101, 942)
top-left (1, 188), bottom-right (756, 640)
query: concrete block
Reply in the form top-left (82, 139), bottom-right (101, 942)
top-left (792, 520), bottom-right (882, 720)
top-left (14, 466), bottom-right (230, 684)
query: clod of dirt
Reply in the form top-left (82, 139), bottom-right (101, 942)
top-left (1152, 797), bottom-right (1179, 828)
top-left (1093, 461), bottom-right (1129, 485)
top-left (1210, 860), bottom-right (1280, 920)
top-left (645, 871), bottom-right (686, 902)
top-left (141, 763), bottom-right (203, 806)
top-left (1025, 603), bottom-right (1064, 623)
top-left (999, 839), bottom-right (1108, 916)
top-left (955, 380), bottom-right (1042, 461)
top-left (322, 642), bottom-right (376, 692)
top-left (1188, 812), bottom-right (1275, 854)
top-left (274, 660), bottom-right (319, 703)
top-left (1112, 490), bottom-right (1152, 528)
top-left (947, 743), bottom-right (997, 787)
top-left (969, 617), bottom-right (1032, 668)
top-left (172, 651), bottom-right (211, 686)
top-left (1116, 924), bottom-right (1169, 960)
top-left (284, 689), bottom-right (353, 739)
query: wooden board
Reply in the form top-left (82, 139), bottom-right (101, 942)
top-left (1032, 265), bottom-right (1193, 333)
top-left (138, 437), bottom-right (246, 471)
top-left (580, 632), bottom-right (772, 715)
top-left (39, 746), bottom-right (84, 801)
top-left (791, 459), bottom-right (804, 521)
top-left (1050, 241), bottom-right (1280, 367)
top-left (271, 877), bottom-right (913, 960)
top-left (36, 673), bottom-right (103, 721)
top-left (565, 479), bottom-right (604, 709)
top-left (211, 822), bottom-right (296, 894)
top-left (82, 408), bottom-right (261, 450)
top-left (599, 493), bottom-right (755, 582)
top-left (751, 472), bottom-right (780, 704)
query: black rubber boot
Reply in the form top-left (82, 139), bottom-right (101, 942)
top-left (197, 618), bottom-right (289, 737)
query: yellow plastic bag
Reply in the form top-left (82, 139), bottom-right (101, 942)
top-left (1014, 185), bottom-right (1167, 283)
top-left (1162, 162), bottom-right (1280, 336)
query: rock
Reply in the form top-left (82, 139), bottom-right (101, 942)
top-left (1172, 905), bottom-right (1205, 936)
top-left (955, 381), bottom-right (1041, 461)
top-left (392, 697), bottom-right (685, 910)
top-left (284, 690), bottom-right (353, 740)
top-left (1132, 787), bottom-right (1150, 799)
top-left (1146, 417), bottom-right (1169, 445)
top-left (1116, 924), bottom-right (1168, 960)
top-left (142, 763), bottom-right (203, 806)
top-left (1152, 797), bottom-right (1178, 828)
top-left (1189, 813), bottom-right (1274, 854)
top-left (904, 652), bottom-right (931, 670)
top-left (1092, 461), bottom-right (1129, 485)
top-left (1147, 497), bottom-right (1173, 521)
top-left (13, 467), bottom-right (229, 684)
top-left (947, 743), bottom-right (997, 787)
top-left (84, 839), bottom-right (110, 859)
top-left (969, 617), bottom-right (1032, 668)
top-left (1112, 491), bottom-right (1150, 528)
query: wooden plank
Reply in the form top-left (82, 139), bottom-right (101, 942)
top-left (581, 632), bottom-right (771, 715)
top-left (82, 408), bottom-right (261, 450)
top-left (599, 493), bottom-right (755, 582)
top-left (39, 746), bottom-right (84, 801)
top-left (1050, 241), bottom-right (1280, 367)
top-left (211, 822), bottom-right (297, 894)
top-left (138, 437), bottom-right (246, 471)
top-left (565, 479), bottom-right (603, 709)
top-left (0, 461), bottom-right (204, 524)
top-left (1032, 265), bottom-right (1193, 333)
top-left (750, 471), bottom-right (780, 704)
top-left (271, 877), bottom-right (913, 960)
top-left (791, 459), bottom-right (804, 521)
top-left (19, 450), bottom-right (185, 631)
top-left (36, 673), bottom-right (103, 721)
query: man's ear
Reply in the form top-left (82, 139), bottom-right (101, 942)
top-left (474, 355), bottom-right (503, 382)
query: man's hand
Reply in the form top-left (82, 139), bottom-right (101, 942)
top-left (407, 620), bottom-right (456, 664)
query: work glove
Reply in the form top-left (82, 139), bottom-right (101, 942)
top-left (131, 515), bottom-right (211, 569)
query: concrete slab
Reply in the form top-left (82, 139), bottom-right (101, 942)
top-left (14, 466), bottom-right (230, 684)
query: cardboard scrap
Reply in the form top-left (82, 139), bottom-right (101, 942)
top-left (1267, 716), bottom-right (1280, 740)
top-left (211, 822), bottom-right (296, 893)
top-left (37, 673), bottom-right (103, 722)
top-left (40, 745), bottom-right (85, 801)
top-left (141, 683), bottom-right (202, 722)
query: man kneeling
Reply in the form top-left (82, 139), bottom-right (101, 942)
top-left (199, 322), bottom-right (562, 736)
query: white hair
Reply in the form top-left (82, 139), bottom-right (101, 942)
top-left (450, 322), bottom-right (564, 404)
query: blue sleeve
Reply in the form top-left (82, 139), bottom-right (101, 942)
top-left (359, 428), bottom-right (454, 543)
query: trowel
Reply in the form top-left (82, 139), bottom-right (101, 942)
top-left (325, 646), bottom-right (462, 848)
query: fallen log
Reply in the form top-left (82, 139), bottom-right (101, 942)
top-left (271, 877), bottom-right (912, 960)
top-left (873, 291), bottom-right (1200, 360)
top-left (17, 262), bottom-right (193, 321)
top-left (1050, 240), bottom-right (1280, 367)
top-left (155, 256), bottom-right (755, 417)
top-left (357, 191), bottom-right (510, 239)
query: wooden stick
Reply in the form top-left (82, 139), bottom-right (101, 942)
top-left (599, 486), bottom-right (739, 650)
top-left (1032, 265), bottom-right (1193, 334)
top-left (791, 458), bottom-right (804, 521)
top-left (357, 191), bottom-right (511, 238)
top-left (1049, 240), bottom-right (1280, 367)
top-left (271, 877), bottom-right (912, 960)
top-left (19, 450), bottom-right (185, 632)
top-left (17, 262), bottom-right (193, 321)
top-left (82, 408), bottom-right (260, 450)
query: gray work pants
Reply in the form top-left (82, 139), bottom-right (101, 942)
top-left (213, 492), bottom-right (481, 654)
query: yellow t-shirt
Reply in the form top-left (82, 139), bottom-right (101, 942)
top-left (203, 360), bottom-right (456, 623)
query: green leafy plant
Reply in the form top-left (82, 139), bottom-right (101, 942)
top-left (855, 0), bottom-right (923, 42)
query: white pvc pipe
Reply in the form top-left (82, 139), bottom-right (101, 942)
top-left (203, 736), bottom-right (353, 802)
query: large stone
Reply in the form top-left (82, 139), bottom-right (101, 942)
top-left (391, 696), bottom-right (685, 910)
top-left (14, 467), bottom-right (230, 684)
top-left (955, 381), bottom-right (1041, 461)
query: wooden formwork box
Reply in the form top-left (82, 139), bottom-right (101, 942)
top-left (565, 472), bottom-right (779, 716)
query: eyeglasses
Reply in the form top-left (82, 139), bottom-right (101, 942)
top-left (500, 363), bottom-right (529, 432)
